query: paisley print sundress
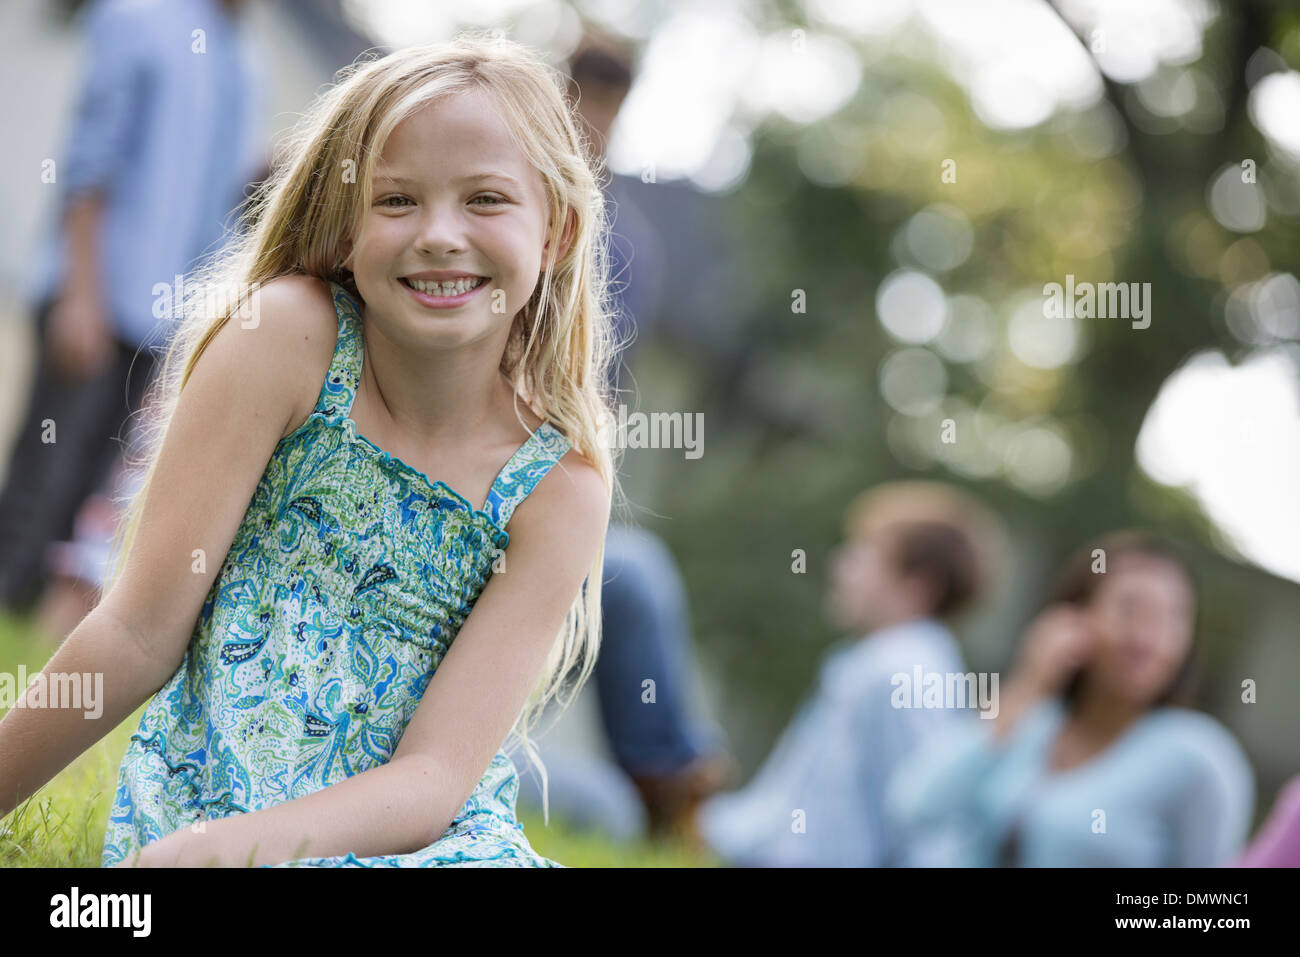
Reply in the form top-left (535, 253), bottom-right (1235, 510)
top-left (102, 281), bottom-right (572, 867)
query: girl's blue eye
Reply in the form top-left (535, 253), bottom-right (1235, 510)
top-left (473, 194), bottom-right (506, 206)
top-left (379, 195), bottom-right (413, 207)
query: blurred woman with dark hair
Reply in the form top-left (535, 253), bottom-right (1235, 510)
top-left (886, 531), bottom-right (1255, 866)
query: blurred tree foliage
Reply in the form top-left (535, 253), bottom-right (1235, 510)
top-left (620, 0), bottom-right (1300, 765)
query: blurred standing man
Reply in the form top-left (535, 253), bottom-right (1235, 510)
top-left (513, 28), bottom-right (738, 841)
top-left (0, 0), bottom-right (262, 614)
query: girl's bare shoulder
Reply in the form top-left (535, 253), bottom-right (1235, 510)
top-left (512, 441), bottom-right (609, 539)
top-left (243, 275), bottom-right (345, 441)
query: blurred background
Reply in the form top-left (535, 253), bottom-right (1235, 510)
top-left (1, 0), bottom-right (1298, 855)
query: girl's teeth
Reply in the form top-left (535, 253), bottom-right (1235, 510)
top-left (408, 277), bottom-right (483, 296)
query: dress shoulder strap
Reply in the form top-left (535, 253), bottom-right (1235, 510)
top-left (483, 422), bottom-right (573, 529)
top-left (315, 281), bottom-right (364, 422)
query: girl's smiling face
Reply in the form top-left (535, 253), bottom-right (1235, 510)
top-left (346, 87), bottom-right (558, 349)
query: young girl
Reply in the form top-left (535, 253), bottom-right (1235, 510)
top-left (0, 34), bottom-right (620, 867)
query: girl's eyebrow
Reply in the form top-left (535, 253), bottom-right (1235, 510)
top-left (374, 171), bottom-right (523, 189)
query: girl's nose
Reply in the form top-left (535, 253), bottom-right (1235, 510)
top-left (413, 206), bottom-right (467, 255)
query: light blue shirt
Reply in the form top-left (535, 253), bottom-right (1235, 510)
top-left (885, 697), bottom-right (1255, 866)
top-left (31, 0), bottom-right (262, 351)
top-left (695, 618), bottom-right (970, 867)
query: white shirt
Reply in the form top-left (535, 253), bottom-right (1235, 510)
top-left (695, 618), bottom-right (968, 867)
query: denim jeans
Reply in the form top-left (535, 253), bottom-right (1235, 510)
top-left (514, 523), bottom-right (728, 836)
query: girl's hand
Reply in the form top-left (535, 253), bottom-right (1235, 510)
top-left (1013, 603), bottom-right (1097, 699)
top-left (113, 827), bottom-right (218, 868)
top-left (111, 842), bottom-right (174, 868)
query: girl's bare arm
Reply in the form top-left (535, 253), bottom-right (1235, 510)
top-left (0, 276), bottom-right (339, 819)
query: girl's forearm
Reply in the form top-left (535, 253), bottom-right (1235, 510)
top-left (147, 755), bottom-right (456, 867)
top-left (0, 606), bottom-right (175, 819)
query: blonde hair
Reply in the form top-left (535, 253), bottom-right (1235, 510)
top-left (103, 33), bottom-right (627, 823)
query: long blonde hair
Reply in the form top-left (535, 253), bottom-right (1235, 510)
top-left (104, 33), bottom-right (627, 822)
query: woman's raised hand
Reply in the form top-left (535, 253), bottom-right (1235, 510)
top-left (1013, 603), bottom-right (1098, 699)
top-left (985, 603), bottom-right (1097, 742)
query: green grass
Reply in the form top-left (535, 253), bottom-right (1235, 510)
top-left (0, 611), bottom-right (716, 867)
top-left (0, 610), bottom-right (132, 867)
top-left (518, 807), bottom-right (715, 867)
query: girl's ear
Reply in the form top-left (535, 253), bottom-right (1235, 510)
top-left (542, 208), bottom-right (578, 269)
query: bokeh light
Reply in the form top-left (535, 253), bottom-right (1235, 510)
top-left (876, 270), bottom-right (948, 344)
top-left (879, 347), bottom-right (948, 415)
top-left (1008, 296), bottom-right (1081, 370)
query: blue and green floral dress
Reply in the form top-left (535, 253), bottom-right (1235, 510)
top-left (102, 281), bottom-right (571, 867)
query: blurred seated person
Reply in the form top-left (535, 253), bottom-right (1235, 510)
top-left (514, 27), bottom-right (735, 840)
top-left (688, 481), bottom-right (1005, 866)
top-left (887, 531), bottom-right (1255, 867)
